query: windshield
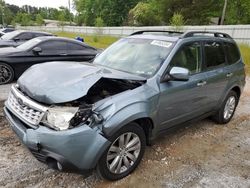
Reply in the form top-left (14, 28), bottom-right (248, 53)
top-left (17, 38), bottom-right (42, 50)
top-left (1, 30), bottom-right (20, 40)
top-left (93, 38), bottom-right (174, 78)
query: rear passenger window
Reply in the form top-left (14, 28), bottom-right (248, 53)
top-left (18, 33), bottom-right (33, 40)
top-left (170, 42), bottom-right (202, 74)
top-left (204, 41), bottom-right (226, 69)
top-left (224, 42), bottom-right (241, 64)
top-left (39, 41), bottom-right (67, 51)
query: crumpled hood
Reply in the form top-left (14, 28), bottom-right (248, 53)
top-left (18, 61), bottom-right (146, 104)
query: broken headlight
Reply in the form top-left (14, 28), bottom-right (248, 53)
top-left (45, 106), bottom-right (79, 131)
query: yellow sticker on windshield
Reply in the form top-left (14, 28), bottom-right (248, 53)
top-left (151, 40), bottom-right (172, 48)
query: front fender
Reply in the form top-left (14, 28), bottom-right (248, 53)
top-left (102, 101), bottom-right (154, 138)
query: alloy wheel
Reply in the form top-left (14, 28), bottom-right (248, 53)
top-left (0, 64), bottom-right (12, 84)
top-left (223, 96), bottom-right (236, 120)
top-left (106, 132), bottom-right (141, 174)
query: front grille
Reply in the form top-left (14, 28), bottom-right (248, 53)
top-left (6, 85), bottom-right (48, 127)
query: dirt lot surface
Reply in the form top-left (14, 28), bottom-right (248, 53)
top-left (0, 79), bottom-right (249, 188)
top-left (0, 83), bottom-right (12, 101)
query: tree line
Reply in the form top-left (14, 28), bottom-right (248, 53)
top-left (0, 0), bottom-right (73, 26)
top-left (74, 0), bottom-right (250, 26)
top-left (1, 0), bottom-right (250, 27)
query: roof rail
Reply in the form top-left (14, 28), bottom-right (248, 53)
top-left (182, 31), bottom-right (232, 39)
top-left (130, 30), bottom-right (184, 36)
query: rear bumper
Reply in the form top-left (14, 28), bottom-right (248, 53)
top-left (3, 106), bottom-right (111, 174)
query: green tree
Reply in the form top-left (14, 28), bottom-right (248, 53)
top-left (161, 0), bottom-right (220, 25)
top-left (170, 12), bottom-right (185, 31)
top-left (58, 11), bottom-right (66, 26)
top-left (128, 1), bottom-right (161, 26)
top-left (20, 13), bottom-right (32, 26)
top-left (74, 0), bottom-right (141, 26)
top-left (35, 14), bottom-right (44, 25)
top-left (95, 17), bottom-right (105, 27)
top-left (13, 12), bottom-right (32, 26)
top-left (0, 0), bottom-right (14, 26)
top-left (224, 0), bottom-right (250, 24)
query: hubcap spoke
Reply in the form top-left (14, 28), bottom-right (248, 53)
top-left (110, 156), bottom-right (120, 172)
top-left (115, 157), bottom-right (123, 173)
top-left (119, 134), bottom-right (125, 148)
top-left (123, 156), bottom-right (131, 169)
top-left (107, 153), bottom-right (118, 161)
top-left (126, 152), bottom-right (136, 162)
top-left (125, 133), bottom-right (132, 145)
top-left (126, 137), bottom-right (139, 149)
top-left (127, 143), bottom-right (140, 152)
top-left (109, 145), bottom-right (119, 153)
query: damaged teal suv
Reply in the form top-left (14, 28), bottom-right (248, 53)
top-left (4, 31), bottom-right (246, 180)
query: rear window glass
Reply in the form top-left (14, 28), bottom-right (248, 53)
top-left (224, 42), bottom-right (241, 64)
top-left (204, 41), bottom-right (226, 69)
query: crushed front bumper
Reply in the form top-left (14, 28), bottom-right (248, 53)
top-left (3, 106), bottom-right (111, 174)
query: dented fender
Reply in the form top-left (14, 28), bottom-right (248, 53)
top-left (94, 81), bottom-right (160, 137)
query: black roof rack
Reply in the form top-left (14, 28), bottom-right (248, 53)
top-left (130, 30), bottom-right (184, 36)
top-left (182, 31), bottom-right (232, 39)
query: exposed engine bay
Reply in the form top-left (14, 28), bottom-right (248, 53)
top-left (42, 78), bottom-right (144, 130)
top-left (69, 78), bottom-right (143, 127)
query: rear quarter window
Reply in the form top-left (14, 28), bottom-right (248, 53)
top-left (224, 42), bottom-right (241, 65)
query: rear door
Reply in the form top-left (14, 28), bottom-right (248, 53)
top-left (202, 40), bottom-right (229, 109)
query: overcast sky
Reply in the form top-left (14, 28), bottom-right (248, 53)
top-left (4, 0), bottom-right (71, 9)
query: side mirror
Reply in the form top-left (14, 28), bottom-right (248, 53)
top-left (32, 47), bottom-right (42, 54)
top-left (162, 67), bottom-right (190, 82)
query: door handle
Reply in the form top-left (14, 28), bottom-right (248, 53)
top-left (197, 81), bottom-right (207, 87)
top-left (226, 73), bottom-right (233, 78)
top-left (60, 53), bottom-right (68, 56)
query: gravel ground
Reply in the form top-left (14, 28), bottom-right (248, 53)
top-left (0, 83), bottom-right (12, 101)
top-left (0, 79), bottom-right (249, 188)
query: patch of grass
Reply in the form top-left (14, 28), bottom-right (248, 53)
top-left (239, 44), bottom-right (250, 75)
top-left (54, 31), bottom-right (119, 49)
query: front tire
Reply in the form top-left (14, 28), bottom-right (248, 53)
top-left (212, 91), bottom-right (238, 124)
top-left (0, 62), bottom-right (14, 85)
top-left (97, 122), bottom-right (146, 180)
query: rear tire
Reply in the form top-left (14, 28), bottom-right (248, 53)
top-left (0, 62), bottom-right (14, 85)
top-left (212, 91), bottom-right (238, 124)
top-left (97, 122), bottom-right (146, 180)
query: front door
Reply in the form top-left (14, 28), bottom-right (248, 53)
top-left (158, 42), bottom-right (209, 130)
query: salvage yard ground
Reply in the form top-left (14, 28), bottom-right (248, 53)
top-left (0, 78), bottom-right (249, 187)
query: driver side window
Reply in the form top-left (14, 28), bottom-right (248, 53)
top-left (170, 42), bottom-right (202, 74)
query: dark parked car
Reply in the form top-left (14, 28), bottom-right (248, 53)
top-left (0, 27), bottom-right (15, 37)
top-left (0, 36), bottom-right (99, 84)
top-left (4, 31), bottom-right (245, 180)
top-left (0, 30), bottom-right (53, 48)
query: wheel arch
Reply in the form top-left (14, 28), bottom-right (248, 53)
top-left (102, 112), bottom-right (155, 146)
top-left (231, 86), bottom-right (241, 99)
